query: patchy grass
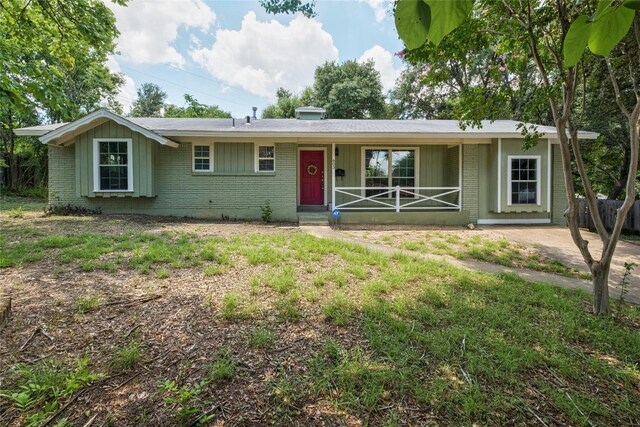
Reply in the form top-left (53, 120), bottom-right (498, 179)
top-left (0, 215), bottom-right (639, 426)
top-left (75, 295), bottom-right (100, 313)
top-left (113, 341), bottom-right (143, 371)
top-left (208, 350), bottom-right (237, 382)
top-left (350, 229), bottom-right (590, 279)
top-left (248, 325), bottom-right (275, 349)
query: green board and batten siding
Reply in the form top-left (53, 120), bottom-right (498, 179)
top-left (474, 139), bottom-right (566, 224)
top-left (214, 143), bottom-right (254, 173)
top-left (74, 121), bottom-right (157, 198)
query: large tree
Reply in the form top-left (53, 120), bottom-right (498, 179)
top-left (394, 0), bottom-right (639, 315)
top-left (164, 94), bottom-right (232, 119)
top-left (580, 47), bottom-right (640, 200)
top-left (1, 0), bottom-right (124, 190)
top-left (262, 87), bottom-right (314, 119)
top-left (262, 61), bottom-right (387, 119)
top-left (313, 60), bottom-right (387, 119)
top-left (130, 83), bottom-right (167, 118)
top-left (390, 21), bottom-right (549, 125)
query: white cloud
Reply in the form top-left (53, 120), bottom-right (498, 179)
top-left (358, 0), bottom-right (390, 22)
top-left (105, 0), bottom-right (216, 67)
top-left (105, 56), bottom-right (137, 113)
top-left (190, 12), bottom-right (339, 99)
top-left (358, 45), bottom-right (401, 93)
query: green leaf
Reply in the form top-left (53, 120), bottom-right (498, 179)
top-left (395, 0), bottom-right (431, 50)
top-left (588, 4), bottom-right (635, 56)
top-left (563, 15), bottom-right (591, 67)
top-left (425, 0), bottom-right (474, 46)
top-left (623, 0), bottom-right (640, 10)
top-left (594, 0), bottom-right (613, 19)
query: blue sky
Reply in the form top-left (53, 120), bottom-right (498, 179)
top-left (105, 0), bottom-right (405, 117)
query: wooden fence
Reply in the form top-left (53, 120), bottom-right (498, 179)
top-left (577, 198), bottom-right (640, 235)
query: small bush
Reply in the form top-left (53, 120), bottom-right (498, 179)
top-left (261, 200), bottom-right (273, 223)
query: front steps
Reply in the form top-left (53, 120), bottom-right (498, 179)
top-left (297, 211), bottom-right (330, 226)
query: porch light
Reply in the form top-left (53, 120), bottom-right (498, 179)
top-left (335, 147), bottom-right (339, 156)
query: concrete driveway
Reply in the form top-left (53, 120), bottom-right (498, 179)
top-left (484, 226), bottom-right (640, 304)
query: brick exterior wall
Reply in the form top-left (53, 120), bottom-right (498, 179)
top-left (48, 141), bottom-right (298, 221)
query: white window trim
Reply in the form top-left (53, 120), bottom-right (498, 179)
top-left (255, 143), bottom-right (275, 172)
top-left (93, 138), bottom-right (133, 192)
top-left (360, 146), bottom-right (420, 196)
top-left (192, 142), bottom-right (214, 172)
top-left (507, 155), bottom-right (541, 206)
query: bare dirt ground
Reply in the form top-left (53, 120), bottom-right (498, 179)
top-left (1, 215), bottom-right (365, 426)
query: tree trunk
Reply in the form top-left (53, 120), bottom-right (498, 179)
top-left (8, 153), bottom-right (18, 190)
top-left (591, 262), bottom-right (611, 316)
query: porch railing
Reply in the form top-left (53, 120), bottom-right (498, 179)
top-left (334, 186), bottom-right (461, 212)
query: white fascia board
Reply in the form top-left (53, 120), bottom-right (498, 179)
top-left (155, 131), bottom-right (559, 140)
top-left (39, 109), bottom-right (179, 148)
top-left (13, 129), bottom-right (53, 136)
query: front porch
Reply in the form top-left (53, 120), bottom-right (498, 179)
top-left (328, 143), bottom-right (462, 212)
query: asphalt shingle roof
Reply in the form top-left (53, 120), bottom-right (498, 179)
top-left (15, 115), bottom-right (599, 139)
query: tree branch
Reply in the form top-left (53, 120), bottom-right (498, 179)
top-left (606, 59), bottom-right (631, 119)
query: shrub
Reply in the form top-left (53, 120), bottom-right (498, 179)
top-left (261, 200), bottom-right (273, 223)
top-left (44, 204), bottom-right (101, 216)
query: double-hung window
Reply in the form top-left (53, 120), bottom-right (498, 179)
top-left (363, 148), bottom-right (416, 197)
top-left (193, 143), bottom-right (213, 172)
top-left (508, 156), bottom-right (540, 205)
top-left (256, 144), bottom-right (275, 172)
top-left (93, 139), bottom-right (132, 192)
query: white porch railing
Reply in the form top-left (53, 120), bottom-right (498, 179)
top-left (334, 186), bottom-right (461, 212)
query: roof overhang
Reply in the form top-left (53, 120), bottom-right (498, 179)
top-left (152, 130), bottom-right (599, 140)
top-left (34, 110), bottom-right (179, 148)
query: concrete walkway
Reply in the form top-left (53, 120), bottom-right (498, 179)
top-left (301, 225), bottom-right (640, 305)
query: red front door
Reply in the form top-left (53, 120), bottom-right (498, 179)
top-left (300, 150), bottom-right (324, 205)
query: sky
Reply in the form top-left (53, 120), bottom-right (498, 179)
top-left (103, 0), bottom-right (405, 118)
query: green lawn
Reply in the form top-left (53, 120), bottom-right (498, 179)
top-left (1, 214), bottom-right (639, 426)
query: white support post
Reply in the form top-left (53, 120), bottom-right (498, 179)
top-left (497, 138), bottom-right (502, 213)
top-left (395, 185), bottom-right (400, 212)
top-left (547, 138), bottom-right (551, 212)
top-left (458, 144), bottom-right (463, 211)
top-left (331, 143), bottom-right (336, 211)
